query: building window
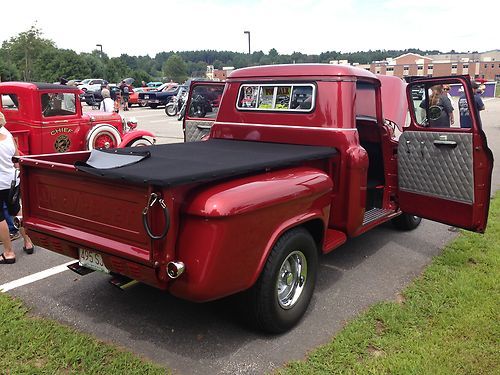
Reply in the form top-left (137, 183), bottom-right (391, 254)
top-left (484, 64), bottom-right (488, 68)
top-left (403, 65), bottom-right (409, 70)
top-left (451, 64), bottom-right (457, 69)
top-left (463, 64), bottom-right (469, 69)
top-left (418, 65), bottom-right (423, 70)
top-left (428, 65), bottom-right (433, 70)
top-left (495, 75), bottom-right (500, 81)
top-left (492, 64), bottom-right (495, 68)
top-left (386, 67), bottom-right (394, 71)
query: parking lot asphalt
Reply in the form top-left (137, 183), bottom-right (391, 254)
top-left (1, 99), bottom-right (499, 374)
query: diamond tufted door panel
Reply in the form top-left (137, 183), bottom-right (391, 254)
top-left (398, 131), bottom-right (474, 203)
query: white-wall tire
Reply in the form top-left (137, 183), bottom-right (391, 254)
top-left (86, 124), bottom-right (122, 150)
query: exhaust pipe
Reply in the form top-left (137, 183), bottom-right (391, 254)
top-left (13, 216), bottom-right (22, 230)
top-left (167, 261), bottom-right (185, 279)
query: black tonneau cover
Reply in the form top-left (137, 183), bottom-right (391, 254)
top-left (75, 139), bottom-right (337, 187)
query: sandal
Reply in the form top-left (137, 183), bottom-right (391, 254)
top-left (0, 253), bottom-right (16, 264)
top-left (23, 246), bottom-right (35, 255)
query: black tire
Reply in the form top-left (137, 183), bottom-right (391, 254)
top-left (165, 103), bottom-right (177, 116)
top-left (392, 213), bottom-right (422, 230)
top-left (126, 137), bottom-right (153, 147)
top-left (242, 227), bottom-right (318, 333)
top-left (149, 103), bottom-right (158, 109)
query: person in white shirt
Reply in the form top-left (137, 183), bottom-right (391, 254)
top-left (99, 88), bottom-right (115, 113)
top-left (0, 112), bottom-right (34, 264)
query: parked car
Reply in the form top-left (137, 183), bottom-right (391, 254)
top-left (81, 85), bottom-right (120, 107)
top-left (411, 87), bottom-right (425, 100)
top-left (138, 83), bottom-right (180, 108)
top-left (129, 87), bottom-right (154, 107)
top-left (78, 78), bottom-right (108, 92)
top-left (147, 81), bottom-right (163, 88)
top-left (0, 82), bottom-right (155, 153)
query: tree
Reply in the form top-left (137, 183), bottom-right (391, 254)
top-left (0, 60), bottom-right (20, 81)
top-left (163, 54), bottom-right (187, 83)
top-left (1, 25), bottom-right (55, 81)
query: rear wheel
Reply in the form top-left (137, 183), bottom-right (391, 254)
top-left (242, 227), bottom-right (318, 333)
top-left (392, 213), bottom-right (422, 230)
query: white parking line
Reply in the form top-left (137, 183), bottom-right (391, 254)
top-left (0, 260), bottom-right (75, 292)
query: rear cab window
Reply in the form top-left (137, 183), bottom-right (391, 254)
top-left (237, 83), bottom-right (315, 112)
top-left (41, 93), bottom-right (77, 117)
top-left (1, 94), bottom-right (19, 110)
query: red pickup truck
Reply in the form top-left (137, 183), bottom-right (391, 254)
top-left (17, 65), bottom-right (493, 333)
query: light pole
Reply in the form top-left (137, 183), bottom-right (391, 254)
top-left (243, 31), bottom-right (251, 55)
top-left (96, 44), bottom-right (103, 58)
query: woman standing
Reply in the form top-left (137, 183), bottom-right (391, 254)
top-left (0, 112), bottom-right (34, 264)
top-left (420, 85), bottom-right (454, 127)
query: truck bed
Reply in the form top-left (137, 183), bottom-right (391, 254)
top-left (75, 139), bottom-right (337, 186)
top-left (18, 139), bottom-right (336, 275)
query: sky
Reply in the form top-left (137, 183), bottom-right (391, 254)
top-left (1, 0), bottom-right (499, 58)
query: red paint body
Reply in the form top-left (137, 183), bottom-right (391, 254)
top-left (0, 82), bottom-right (155, 153)
top-left (17, 65), bottom-right (493, 303)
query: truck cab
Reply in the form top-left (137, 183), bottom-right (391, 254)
top-left (0, 82), bottom-right (155, 153)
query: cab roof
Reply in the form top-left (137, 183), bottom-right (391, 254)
top-left (228, 64), bottom-right (378, 81)
top-left (0, 82), bottom-right (81, 91)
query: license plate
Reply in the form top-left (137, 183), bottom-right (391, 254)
top-left (79, 248), bottom-right (109, 273)
top-left (144, 95), bottom-right (149, 99)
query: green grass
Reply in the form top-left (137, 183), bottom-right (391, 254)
top-left (496, 83), bottom-right (500, 98)
top-left (0, 294), bottom-right (167, 374)
top-left (279, 193), bottom-right (500, 375)
top-left (1, 197), bottom-right (499, 374)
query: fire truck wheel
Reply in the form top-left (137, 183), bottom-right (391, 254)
top-left (244, 227), bottom-right (318, 333)
top-left (87, 125), bottom-right (122, 150)
top-left (392, 213), bottom-right (422, 230)
top-left (126, 138), bottom-right (153, 147)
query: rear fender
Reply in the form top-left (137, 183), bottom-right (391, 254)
top-left (118, 130), bottom-right (156, 147)
top-left (169, 167), bottom-right (333, 302)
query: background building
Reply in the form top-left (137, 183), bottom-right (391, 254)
top-left (367, 50), bottom-right (500, 81)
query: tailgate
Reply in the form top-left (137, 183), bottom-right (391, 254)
top-left (22, 164), bottom-right (155, 265)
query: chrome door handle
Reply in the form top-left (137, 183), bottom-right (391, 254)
top-left (433, 140), bottom-right (457, 148)
top-left (197, 124), bottom-right (212, 130)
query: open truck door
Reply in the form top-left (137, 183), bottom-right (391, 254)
top-left (183, 81), bottom-right (225, 142)
top-left (398, 76), bottom-right (493, 233)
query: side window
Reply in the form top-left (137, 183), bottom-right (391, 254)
top-left (237, 84), bottom-right (315, 112)
top-left (41, 93), bottom-right (77, 117)
top-left (187, 85), bottom-right (224, 119)
top-left (410, 80), bottom-right (484, 129)
top-left (1, 94), bottom-right (19, 110)
top-left (355, 82), bottom-right (377, 120)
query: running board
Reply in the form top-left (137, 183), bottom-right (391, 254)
top-left (67, 262), bottom-right (95, 276)
top-left (363, 208), bottom-right (394, 225)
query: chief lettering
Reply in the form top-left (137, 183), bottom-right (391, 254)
top-left (50, 127), bottom-right (74, 136)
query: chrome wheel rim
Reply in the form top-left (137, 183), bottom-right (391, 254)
top-left (276, 251), bottom-right (307, 309)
